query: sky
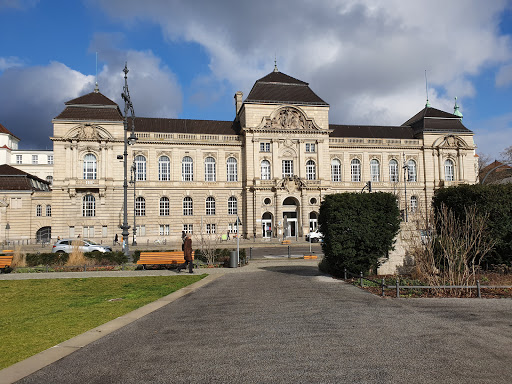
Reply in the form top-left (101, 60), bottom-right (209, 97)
top-left (0, 0), bottom-right (511, 160)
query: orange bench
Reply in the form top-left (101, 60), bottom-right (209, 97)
top-left (281, 240), bottom-right (291, 245)
top-left (0, 253), bottom-right (14, 272)
top-left (303, 255), bottom-right (318, 259)
top-left (137, 251), bottom-right (195, 269)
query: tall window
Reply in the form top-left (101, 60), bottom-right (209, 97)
top-left (260, 142), bottom-right (271, 152)
top-left (227, 157), bottom-right (238, 182)
top-left (83, 195), bottom-right (95, 217)
top-left (306, 143), bottom-right (316, 152)
top-left (351, 159), bottom-right (361, 182)
top-left (261, 160), bottom-right (271, 180)
top-left (228, 196), bottom-right (237, 215)
top-left (159, 197), bottom-right (169, 216)
top-left (135, 155), bottom-right (147, 181)
top-left (410, 196), bottom-right (418, 213)
top-left (32, 155), bottom-right (38, 164)
top-left (83, 153), bottom-right (97, 179)
top-left (206, 196), bottom-right (216, 215)
top-left (445, 159), bottom-right (454, 181)
top-left (282, 160), bottom-right (293, 178)
top-left (36, 204), bottom-right (42, 217)
top-left (135, 196), bottom-right (146, 216)
top-left (389, 159), bottom-right (399, 182)
top-left (182, 156), bottom-right (193, 181)
top-left (158, 156), bottom-right (170, 181)
top-left (16, 155), bottom-right (22, 164)
top-left (206, 223), bottom-right (216, 234)
top-left (46, 205), bottom-right (51, 217)
top-left (306, 160), bottom-right (316, 180)
top-left (183, 196), bottom-right (193, 216)
top-left (205, 157), bottom-right (216, 181)
top-left (407, 159), bottom-right (417, 182)
top-left (47, 155), bottom-right (54, 165)
top-left (159, 224), bottom-right (170, 236)
top-left (370, 159), bottom-right (380, 182)
top-left (331, 159), bottom-right (341, 182)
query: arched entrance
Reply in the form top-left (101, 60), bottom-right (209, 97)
top-left (261, 212), bottom-right (273, 238)
top-left (282, 197), bottom-right (299, 238)
top-left (309, 212), bottom-right (318, 231)
top-left (36, 226), bottom-right (52, 243)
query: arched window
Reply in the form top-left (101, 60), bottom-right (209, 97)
top-left (36, 204), bottom-right (42, 217)
top-left (351, 159), bottom-right (361, 182)
top-left (228, 196), bottom-right (237, 215)
top-left (261, 160), bottom-right (271, 180)
top-left (331, 159), bottom-right (341, 182)
top-left (159, 197), bottom-right (169, 216)
top-left (135, 155), bottom-right (147, 181)
top-left (306, 160), bottom-right (316, 180)
top-left (158, 156), bottom-right (170, 181)
top-left (183, 196), bottom-right (193, 216)
top-left (182, 156), bottom-right (193, 181)
top-left (135, 196), bottom-right (145, 216)
top-left (407, 159), bottom-right (417, 182)
top-left (370, 159), bottom-right (380, 182)
top-left (227, 157), bottom-right (238, 182)
top-left (206, 196), bottom-right (216, 215)
top-left (445, 159), bottom-right (454, 181)
top-left (205, 157), bottom-right (216, 181)
top-left (83, 153), bottom-right (97, 180)
top-left (46, 205), bottom-right (51, 217)
top-left (83, 195), bottom-right (95, 217)
top-left (410, 196), bottom-right (418, 213)
top-left (389, 159), bottom-right (399, 182)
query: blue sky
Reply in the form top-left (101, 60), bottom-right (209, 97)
top-left (1, 0), bottom-right (511, 161)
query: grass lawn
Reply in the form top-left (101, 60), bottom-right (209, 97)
top-left (0, 275), bottom-right (206, 369)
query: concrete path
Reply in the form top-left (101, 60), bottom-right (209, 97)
top-left (4, 260), bottom-right (512, 383)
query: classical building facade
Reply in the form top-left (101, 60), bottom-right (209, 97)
top-left (1, 68), bottom-right (478, 244)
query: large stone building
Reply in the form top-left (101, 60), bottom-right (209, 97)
top-left (1, 67), bottom-right (478, 245)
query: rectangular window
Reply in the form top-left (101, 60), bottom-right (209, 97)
top-left (36, 205), bottom-right (42, 216)
top-left (183, 224), bottom-right (193, 234)
top-left (306, 143), bottom-right (316, 152)
top-left (69, 226), bottom-right (75, 238)
top-left (46, 205), bottom-right (51, 217)
top-left (47, 155), bottom-right (54, 165)
top-left (32, 155), bottom-right (38, 164)
top-left (260, 142), bottom-right (271, 152)
top-left (159, 224), bottom-right (170, 236)
top-left (206, 223), bottom-right (216, 234)
top-left (10, 197), bottom-right (22, 209)
top-left (136, 225), bottom-right (146, 236)
top-left (83, 226), bottom-right (94, 238)
top-left (282, 160), bottom-right (293, 178)
top-left (102, 225), bottom-right (108, 238)
top-left (16, 155), bottom-right (22, 164)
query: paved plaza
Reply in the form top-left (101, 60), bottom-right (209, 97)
top-left (2, 259), bottom-right (512, 383)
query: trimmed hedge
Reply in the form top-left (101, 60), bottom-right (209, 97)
top-left (25, 251), bottom-right (128, 266)
top-left (319, 192), bottom-right (401, 276)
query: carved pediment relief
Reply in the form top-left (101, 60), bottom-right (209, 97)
top-left (278, 175), bottom-right (307, 193)
top-left (65, 124), bottom-right (114, 141)
top-left (260, 107), bottom-right (320, 131)
top-left (434, 135), bottom-right (468, 149)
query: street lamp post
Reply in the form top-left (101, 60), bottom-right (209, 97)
top-left (402, 154), bottom-right (409, 223)
top-left (130, 162), bottom-right (137, 246)
top-left (121, 63), bottom-right (138, 257)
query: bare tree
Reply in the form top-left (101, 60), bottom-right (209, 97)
top-left (195, 218), bottom-right (221, 265)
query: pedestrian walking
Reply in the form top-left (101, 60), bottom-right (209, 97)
top-left (114, 233), bottom-right (119, 245)
top-left (177, 233), bottom-right (193, 273)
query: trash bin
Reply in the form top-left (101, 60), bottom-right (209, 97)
top-left (229, 251), bottom-right (237, 268)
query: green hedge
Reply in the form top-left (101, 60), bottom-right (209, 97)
top-left (25, 251), bottom-right (128, 266)
top-left (433, 184), bottom-right (512, 266)
top-left (318, 192), bottom-right (401, 276)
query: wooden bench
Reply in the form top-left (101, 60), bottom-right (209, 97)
top-left (303, 255), bottom-right (318, 259)
top-left (0, 254), bottom-right (14, 273)
top-left (137, 251), bottom-right (195, 269)
top-left (281, 240), bottom-right (291, 245)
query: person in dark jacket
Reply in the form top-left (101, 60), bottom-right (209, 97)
top-left (177, 233), bottom-right (193, 273)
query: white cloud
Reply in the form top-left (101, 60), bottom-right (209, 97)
top-left (0, 0), bottom-right (39, 10)
top-left (0, 56), bottom-right (24, 71)
top-left (496, 64), bottom-right (512, 87)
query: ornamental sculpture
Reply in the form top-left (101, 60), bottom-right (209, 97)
top-left (263, 108), bottom-right (314, 130)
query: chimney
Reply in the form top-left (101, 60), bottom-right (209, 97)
top-left (234, 91), bottom-right (243, 116)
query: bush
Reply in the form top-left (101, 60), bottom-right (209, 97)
top-left (26, 252), bottom-right (68, 266)
top-left (83, 251), bottom-right (129, 265)
top-left (318, 192), bottom-right (401, 276)
top-left (433, 184), bottom-right (512, 266)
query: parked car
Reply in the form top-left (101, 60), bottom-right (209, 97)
top-left (52, 238), bottom-right (112, 253)
top-left (305, 230), bottom-right (323, 243)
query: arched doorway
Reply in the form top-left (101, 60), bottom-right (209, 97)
top-left (262, 212), bottom-right (273, 238)
top-left (36, 226), bottom-right (52, 243)
top-left (309, 212), bottom-right (318, 231)
top-left (282, 197), bottom-right (299, 238)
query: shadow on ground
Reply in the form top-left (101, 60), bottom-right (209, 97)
top-left (259, 265), bottom-right (321, 276)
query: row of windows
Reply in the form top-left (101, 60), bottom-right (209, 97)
top-left (16, 154), bottom-right (53, 165)
top-left (36, 205), bottom-right (51, 217)
top-left (259, 142), bottom-right (317, 153)
top-left (81, 195), bottom-right (238, 217)
top-left (83, 154), bottom-right (238, 182)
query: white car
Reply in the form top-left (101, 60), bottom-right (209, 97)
top-left (52, 239), bottom-right (112, 253)
top-left (306, 230), bottom-right (323, 243)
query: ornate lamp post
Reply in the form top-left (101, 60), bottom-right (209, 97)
top-left (130, 162), bottom-right (137, 246)
top-left (402, 154), bottom-right (409, 223)
top-left (121, 63), bottom-right (138, 257)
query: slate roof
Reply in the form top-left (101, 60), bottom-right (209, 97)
top-left (65, 92), bottom-right (118, 106)
top-left (130, 117), bottom-right (241, 135)
top-left (0, 164), bottom-right (51, 191)
top-left (245, 70), bottom-right (328, 106)
top-left (54, 92), bottom-right (123, 121)
top-left (329, 125), bottom-right (415, 139)
top-left (402, 107), bottom-right (472, 133)
top-left (0, 122), bottom-right (20, 140)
